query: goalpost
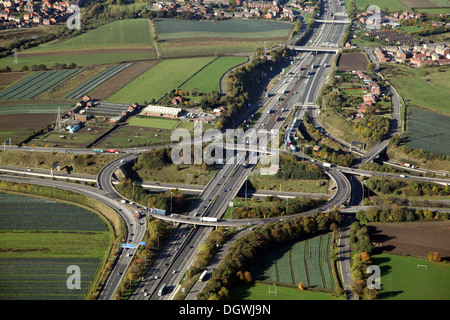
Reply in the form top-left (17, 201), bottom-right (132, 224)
top-left (268, 285), bottom-right (277, 296)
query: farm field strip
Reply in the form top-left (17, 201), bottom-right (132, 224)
top-left (0, 69), bottom-right (82, 100)
top-left (320, 235), bottom-right (334, 289)
top-left (292, 241), bottom-right (309, 285)
top-left (278, 247), bottom-right (294, 285)
top-left (306, 236), bottom-right (324, 288)
top-left (0, 104), bottom-right (73, 116)
top-left (64, 63), bottom-right (132, 100)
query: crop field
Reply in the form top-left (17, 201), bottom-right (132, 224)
top-left (0, 192), bottom-right (111, 299)
top-left (0, 113), bottom-right (55, 145)
top-left (180, 56), bottom-right (248, 93)
top-left (155, 19), bottom-right (293, 40)
top-left (0, 69), bottom-right (83, 101)
top-left (127, 116), bottom-right (179, 130)
top-left (64, 64), bottom-right (132, 100)
top-left (155, 19), bottom-right (293, 58)
top-left (107, 57), bottom-right (215, 105)
top-left (28, 19), bottom-right (154, 53)
top-left (406, 108), bottom-right (450, 156)
top-left (0, 103), bottom-right (72, 116)
top-left (252, 234), bottom-right (335, 290)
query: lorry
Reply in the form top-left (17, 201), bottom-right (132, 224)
top-left (93, 149), bottom-right (103, 153)
top-left (200, 217), bottom-right (218, 222)
top-left (107, 149), bottom-right (117, 153)
top-left (323, 162), bottom-right (332, 168)
top-left (158, 284), bottom-right (166, 296)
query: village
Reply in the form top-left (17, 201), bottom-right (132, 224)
top-left (0, 0), bottom-right (84, 29)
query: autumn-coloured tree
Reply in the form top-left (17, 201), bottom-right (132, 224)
top-left (360, 251), bottom-right (372, 264)
top-left (298, 282), bottom-right (306, 291)
top-left (428, 251), bottom-right (442, 262)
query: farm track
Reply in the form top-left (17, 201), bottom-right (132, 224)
top-left (64, 63), bottom-right (133, 100)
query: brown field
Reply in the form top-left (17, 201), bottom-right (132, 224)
top-left (369, 221), bottom-right (450, 260)
top-left (0, 113), bottom-right (55, 144)
top-left (89, 60), bottom-right (161, 100)
top-left (337, 52), bottom-right (369, 71)
top-left (0, 72), bottom-right (29, 89)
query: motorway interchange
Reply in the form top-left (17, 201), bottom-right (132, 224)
top-left (1, 0), bottom-right (449, 301)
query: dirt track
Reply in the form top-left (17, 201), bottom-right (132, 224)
top-left (369, 221), bottom-right (450, 260)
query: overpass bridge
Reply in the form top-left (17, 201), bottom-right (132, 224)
top-left (288, 46), bottom-right (340, 53)
top-left (315, 19), bottom-right (351, 24)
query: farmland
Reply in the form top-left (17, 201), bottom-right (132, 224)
top-left (337, 53), bottom-right (369, 72)
top-left (106, 57), bottom-right (216, 105)
top-left (27, 19), bottom-right (154, 53)
top-left (180, 56), bottom-right (248, 93)
top-left (252, 234), bottom-right (336, 290)
top-left (64, 64), bottom-right (132, 100)
top-left (354, 0), bottom-right (408, 11)
top-left (0, 113), bottom-right (55, 145)
top-left (406, 108), bottom-right (450, 156)
top-left (0, 69), bottom-right (83, 101)
top-left (155, 19), bottom-right (293, 58)
top-left (0, 192), bottom-right (111, 299)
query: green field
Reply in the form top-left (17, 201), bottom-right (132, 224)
top-left (230, 282), bottom-right (341, 300)
top-left (28, 19), bottom-right (153, 53)
top-left (155, 19), bottom-right (293, 58)
top-left (406, 108), bottom-right (450, 156)
top-left (107, 57), bottom-right (215, 104)
top-left (127, 116), bottom-right (179, 130)
top-left (354, 0), bottom-right (408, 11)
top-left (155, 19), bottom-right (294, 40)
top-left (180, 56), bottom-right (248, 93)
top-left (0, 192), bottom-right (111, 299)
top-left (373, 253), bottom-right (450, 300)
top-left (381, 64), bottom-right (450, 115)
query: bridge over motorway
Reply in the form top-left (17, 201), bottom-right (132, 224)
top-left (315, 19), bottom-right (351, 24)
top-left (288, 45), bottom-right (340, 53)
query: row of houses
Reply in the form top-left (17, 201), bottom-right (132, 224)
top-left (373, 43), bottom-right (450, 67)
top-left (0, 0), bottom-right (78, 29)
top-left (355, 70), bottom-right (382, 118)
top-left (153, 0), bottom-right (295, 21)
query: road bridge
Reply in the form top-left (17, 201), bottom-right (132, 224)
top-left (288, 46), bottom-right (340, 53)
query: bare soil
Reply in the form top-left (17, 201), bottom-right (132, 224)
top-left (337, 53), bottom-right (369, 71)
top-left (369, 221), bottom-right (450, 260)
top-left (0, 72), bottom-right (29, 88)
top-left (89, 60), bottom-right (161, 100)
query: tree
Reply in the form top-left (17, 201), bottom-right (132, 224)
top-left (428, 251), bottom-right (442, 262)
top-left (298, 281), bottom-right (306, 291)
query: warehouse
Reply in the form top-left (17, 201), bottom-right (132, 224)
top-left (141, 105), bottom-right (182, 118)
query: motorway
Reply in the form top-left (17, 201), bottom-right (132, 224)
top-left (0, 0), bottom-right (449, 302)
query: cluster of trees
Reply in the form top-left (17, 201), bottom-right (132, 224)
top-left (275, 154), bottom-right (327, 180)
top-left (230, 196), bottom-right (327, 219)
top-left (116, 179), bottom-right (187, 213)
top-left (365, 176), bottom-right (450, 197)
top-left (215, 46), bottom-right (290, 129)
top-left (356, 205), bottom-right (449, 223)
top-left (348, 221), bottom-right (377, 299)
top-left (197, 209), bottom-right (343, 300)
top-left (134, 147), bottom-right (172, 171)
top-left (353, 114), bottom-right (391, 142)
